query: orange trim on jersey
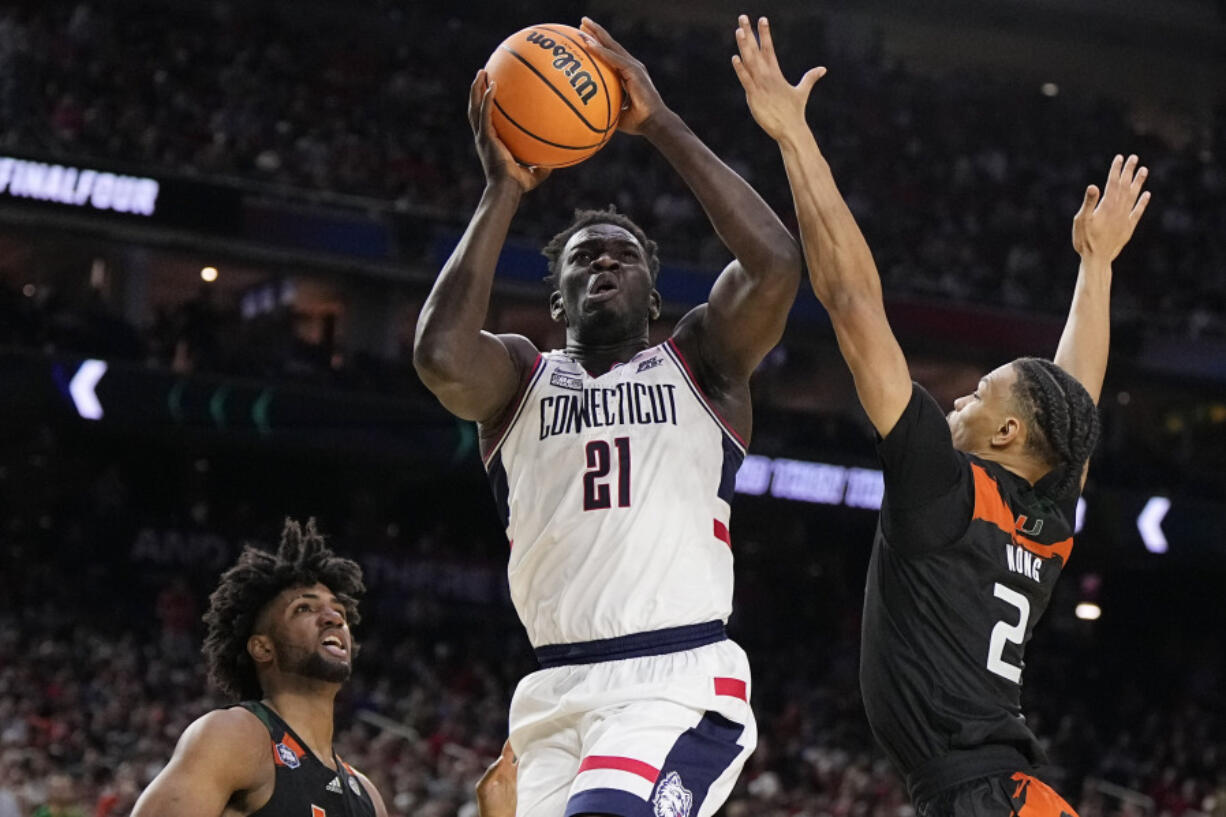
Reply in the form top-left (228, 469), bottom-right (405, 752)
top-left (1008, 772), bottom-right (1079, 817)
top-left (971, 463), bottom-right (1073, 565)
top-left (271, 732), bottom-right (306, 766)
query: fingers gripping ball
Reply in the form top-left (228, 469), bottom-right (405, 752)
top-left (485, 24), bottom-right (623, 168)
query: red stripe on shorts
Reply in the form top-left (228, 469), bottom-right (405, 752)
top-left (713, 519), bottom-right (731, 547)
top-left (714, 677), bottom-right (747, 700)
top-left (577, 755), bottom-right (660, 783)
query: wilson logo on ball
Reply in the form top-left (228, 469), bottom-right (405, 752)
top-left (523, 31), bottom-right (599, 103)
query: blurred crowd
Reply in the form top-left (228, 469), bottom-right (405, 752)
top-left (0, 0), bottom-right (1222, 337)
top-left (3, 576), bottom-right (1225, 817)
top-left (2, 426), bottom-right (1225, 817)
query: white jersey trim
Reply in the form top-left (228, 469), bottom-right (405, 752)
top-left (662, 338), bottom-right (747, 456)
top-left (482, 354), bottom-right (546, 469)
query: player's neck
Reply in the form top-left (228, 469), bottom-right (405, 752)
top-left (263, 688), bottom-right (339, 766)
top-left (564, 331), bottom-right (651, 375)
top-left (977, 448), bottom-right (1047, 486)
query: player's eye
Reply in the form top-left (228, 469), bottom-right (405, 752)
top-left (296, 603), bottom-right (312, 613)
top-left (572, 250), bottom-right (590, 263)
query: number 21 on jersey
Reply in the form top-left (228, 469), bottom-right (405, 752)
top-left (583, 437), bottom-right (631, 510)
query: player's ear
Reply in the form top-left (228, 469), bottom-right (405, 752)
top-left (992, 415), bottom-right (1022, 448)
top-left (648, 289), bottom-right (661, 321)
top-left (549, 290), bottom-right (567, 324)
top-left (247, 634), bottom-right (274, 667)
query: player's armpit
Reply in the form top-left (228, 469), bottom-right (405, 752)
top-left (131, 708), bottom-right (270, 817)
top-left (415, 332), bottom-right (538, 425)
top-left (826, 294), bottom-right (912, 437)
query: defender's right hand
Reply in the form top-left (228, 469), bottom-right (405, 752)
top-left (731, 15), bottom-right (825, 144)
top-left (469, 70), bottom-right (551, 192)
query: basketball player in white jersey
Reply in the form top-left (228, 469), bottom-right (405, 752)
top-left (414, 17), bottom-right (801, 817)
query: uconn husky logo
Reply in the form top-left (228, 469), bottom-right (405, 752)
top-left (652, 771), bottom-right (693, 817)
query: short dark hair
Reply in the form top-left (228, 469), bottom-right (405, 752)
top-left (202, 518), bottom-right (364, 701)
top-left (541, 205), bottom-right (660, 288)
top-left (1010, 358), bottom-right (1101, 500)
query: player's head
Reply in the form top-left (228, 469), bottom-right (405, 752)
top-left (542, 206), bottom-right (661, 341)
top-left (202, 518), bottom-right (364, 701)
top-left (947, 358), bottom-right (1099, 498)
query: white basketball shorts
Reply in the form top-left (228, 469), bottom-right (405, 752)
top-left (508, 622), bottom-right (756, 817)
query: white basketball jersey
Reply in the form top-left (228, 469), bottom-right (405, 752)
top-left (484, 339), bottom-right (747, 648)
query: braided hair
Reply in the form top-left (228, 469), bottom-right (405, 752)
top-left (1010, 357), bottom-right (1101, 500)
top-left (541, 205), bottom-right (660, 288)
top-left (202, 518), bottom-right (364, 701)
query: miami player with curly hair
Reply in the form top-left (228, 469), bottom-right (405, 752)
top-left (133, 519), bottom-right (387, 817)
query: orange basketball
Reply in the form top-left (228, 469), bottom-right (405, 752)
top-left (484, 24), bottom-right (624, 168)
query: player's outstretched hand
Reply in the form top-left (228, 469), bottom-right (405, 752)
top-left (1072, 154), bottom-right (1151, 263)
top-left (468, 69), bottom-right (551, 192)
top-left (475, 740), bottom-right (517, 817)
top-left (578, 17), bottom-right (667, 135)
top-left (731, 15), bottom-right (825, 144)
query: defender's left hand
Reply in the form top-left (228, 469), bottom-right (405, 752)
top-left (579, 17), bottom-right (667, 135)
top-left (731, 15), bottom-right (826, 144)
top-left (475, 740), bottom-right (517, 817)
top-left (1072, 154), bottom-right (1151, 262)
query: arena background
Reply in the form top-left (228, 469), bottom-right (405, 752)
top-left (1, 1), bottom-right (1223, 815)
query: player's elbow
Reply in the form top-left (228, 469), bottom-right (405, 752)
top-left (763, 235), bottom-right (804, 283)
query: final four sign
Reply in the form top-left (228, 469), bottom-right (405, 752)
top-left (0, 155), bottom-right (160, 216)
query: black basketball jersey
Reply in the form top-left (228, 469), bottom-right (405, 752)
top-left (235, 701), bottom-right (377, 817)
top-left (859, 385), bottom-right (1078, 804)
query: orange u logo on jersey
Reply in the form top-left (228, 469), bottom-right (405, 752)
top-left (1015, 514), bottom-right (1043, 536)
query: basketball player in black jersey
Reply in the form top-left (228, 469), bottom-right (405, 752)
top-left (733, 15), bottom-right (1150, 817)
top-left (132, 519), bottom-right (388, 817)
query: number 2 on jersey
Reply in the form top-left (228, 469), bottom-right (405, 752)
top-left (583, 437), bottom-right (631, 510)
top-left (986, 582), bottom-right (1030, 683)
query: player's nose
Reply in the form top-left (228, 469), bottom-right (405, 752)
top-left (591, 250), bottom-right (619, 270)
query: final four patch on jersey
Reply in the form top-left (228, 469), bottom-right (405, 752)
top-left (550, 370), bottom-right (584, 391)
top-left (347, 774), bottom-right (363, 796)
top-left (652, 771), bottom-right (693, 817)
top-left (275, 741), bottom-right (301, 769)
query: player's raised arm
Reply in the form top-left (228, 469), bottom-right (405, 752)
top-left (1054, 154), bottom-right (1151, 405)
top-left (732, 16), bottom-right (910, 436)
top-left (413, 70), bottom-right (550, 424)
top-left (579, 17), bottom-right (802, 383)
top-left (131, 709), bottom-right (268, 817)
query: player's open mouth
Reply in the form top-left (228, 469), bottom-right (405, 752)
top-left (587, 274), bottom-right (619, 302)
top-left (321, 634), bottom-right (347, 658)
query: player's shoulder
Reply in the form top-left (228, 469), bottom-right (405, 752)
top-left (492, 333), bottom-right (541, 369)
top-left (668, 305), bottom-right (736, 388)
top-left (177, 706), bottom-right (270, 763)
